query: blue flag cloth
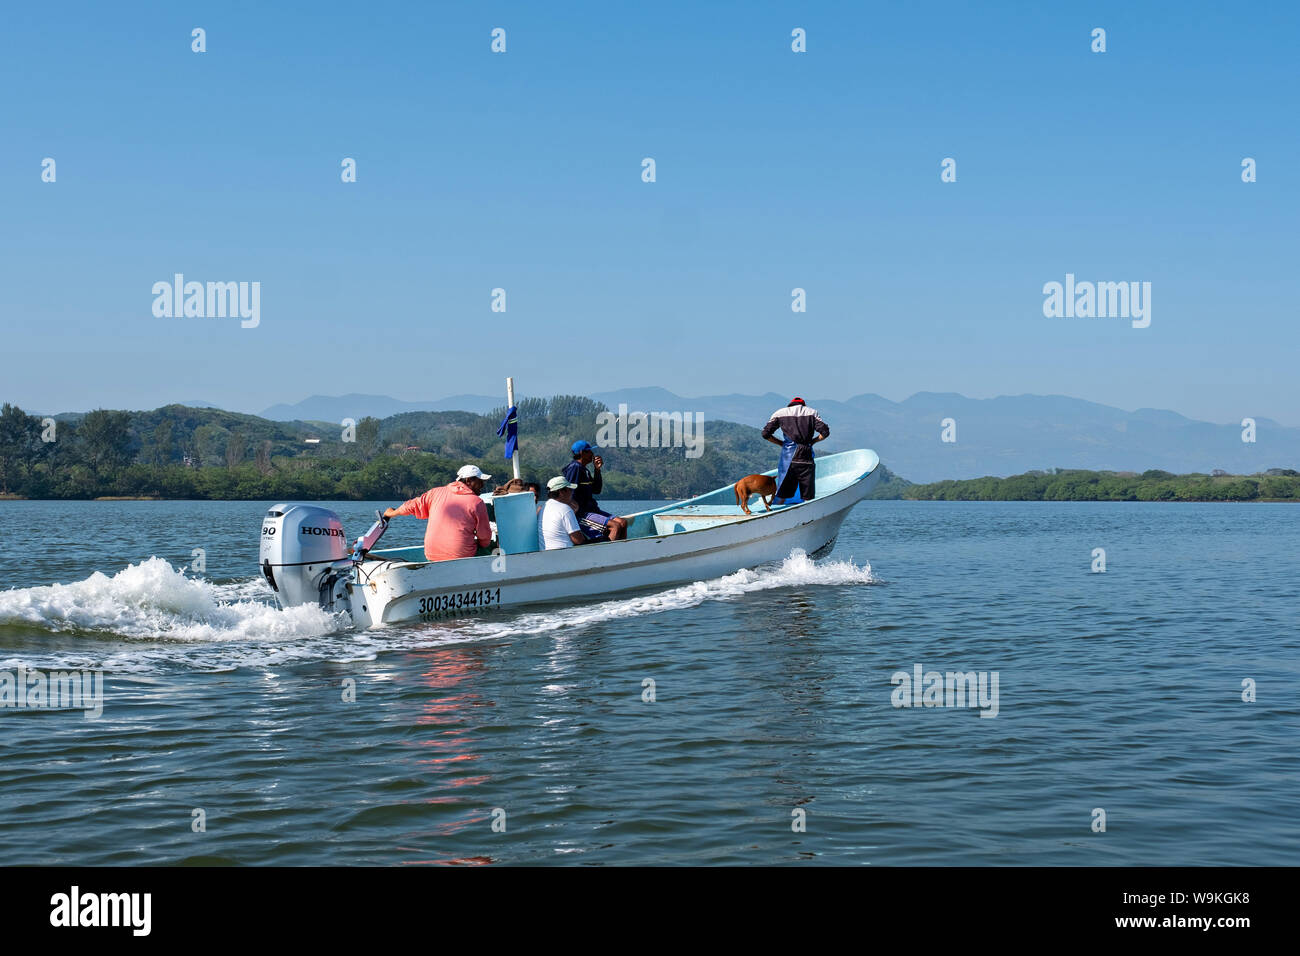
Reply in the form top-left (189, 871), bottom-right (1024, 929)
top-left (497, 405), bottom-right (519, 459)
top-left (775, 438), bottom-right (813, 503)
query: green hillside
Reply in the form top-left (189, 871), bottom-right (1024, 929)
top-left (0, 397), bottom-right (902, 501)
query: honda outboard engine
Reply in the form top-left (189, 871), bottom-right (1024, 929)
top-left (260, 504), bottom-right (351, 610)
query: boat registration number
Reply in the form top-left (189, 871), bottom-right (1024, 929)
top-left (417, 587), bottom-right (502, 617)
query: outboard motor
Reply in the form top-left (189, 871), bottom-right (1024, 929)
top-left (260, 504), bottom-right (351, 610)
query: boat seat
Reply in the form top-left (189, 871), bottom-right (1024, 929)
top-left (367, 545), bottom-right (428, 563)
top-left (652, 503), bottom-right (790, 535)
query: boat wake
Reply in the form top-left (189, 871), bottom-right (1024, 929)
top-left (0, 551), bottom-right (874, 674)
top-left (430, 549), bottom-right (876, 645)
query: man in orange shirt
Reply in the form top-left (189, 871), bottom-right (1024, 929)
top-left (383, 465), bottom-right (493, 561)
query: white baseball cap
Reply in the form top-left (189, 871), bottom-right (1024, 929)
top-left (457, 465), bottom-right (491, 481)
top-left (547, 476), bottom-right (578, 492)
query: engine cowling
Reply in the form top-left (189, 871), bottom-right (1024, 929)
top-left (259, 503), bottom-right (350, 609)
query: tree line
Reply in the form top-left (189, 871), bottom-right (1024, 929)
top-left (0, 398), bottom-right (843, 501)
top-left (9, 399), bottom-right (1282, 502)
top-left (901, 468), bottom-right (1300, 502)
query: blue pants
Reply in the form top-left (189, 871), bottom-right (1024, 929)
top-left (775, 440), bottom-right (815, 503)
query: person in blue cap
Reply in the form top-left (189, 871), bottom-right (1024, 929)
top-left (562, 440), bottom-right (628, 541)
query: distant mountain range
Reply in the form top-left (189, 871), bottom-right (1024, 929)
top-left (260, 393), bottom-right (503, 421)
top-left (258, 388), bottom-right (1298, 483)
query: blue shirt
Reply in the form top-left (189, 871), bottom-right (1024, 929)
top-left (562, 459), bottom-right (602, 515)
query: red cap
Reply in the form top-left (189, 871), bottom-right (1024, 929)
top-left (789, 397), bottom-right (806, 405)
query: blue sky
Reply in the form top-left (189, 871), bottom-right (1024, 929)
top-left (2, 1), bottom-right (1296, 424)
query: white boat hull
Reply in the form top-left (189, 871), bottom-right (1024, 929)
top-left (347, 449), bottom-right (881, 627)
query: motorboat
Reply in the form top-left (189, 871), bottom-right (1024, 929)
top-left (259, 448), bottom-right (882, 627)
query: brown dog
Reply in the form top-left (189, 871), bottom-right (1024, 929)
top-left (734, 474), bottom-right (777, 514)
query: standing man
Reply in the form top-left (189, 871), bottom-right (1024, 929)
top-left (563, 440), bottom-right (628, 541)
top-left (383, 464), bottom-right (493, 561)
top-left (761, 397), bottom-right (830, 503)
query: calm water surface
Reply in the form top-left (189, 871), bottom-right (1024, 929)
top-left (0, 499), bottom-right (1296, 865)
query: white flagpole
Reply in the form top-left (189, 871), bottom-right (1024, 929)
top-left (506, 377), bottom-right (521, 480)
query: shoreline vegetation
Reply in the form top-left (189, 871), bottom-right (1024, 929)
top-left (899, 469), bottom-right (1300, 502)
top-left (0, 397), bottom-right (911, 502)
top-left (1, 401), bottom-right (1295, 503)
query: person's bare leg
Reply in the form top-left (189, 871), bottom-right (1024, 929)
top-left (609, 516), bottom-right (628, 540)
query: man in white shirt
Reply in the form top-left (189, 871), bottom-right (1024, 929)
top-left (539, 476), bottom-right (590, 550)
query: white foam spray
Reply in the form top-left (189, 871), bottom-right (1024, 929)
top-left (0, 550), bottom-right (874, 673)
